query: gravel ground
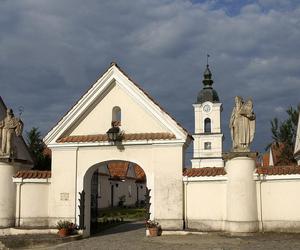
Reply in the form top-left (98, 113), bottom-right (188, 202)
top-left (3, 222), bottom-right (300, 250)
top-left (43, 222), bottom-right (300, 250)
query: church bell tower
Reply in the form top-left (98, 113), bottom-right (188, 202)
top-left (191, 62), bottom-right (224, 168)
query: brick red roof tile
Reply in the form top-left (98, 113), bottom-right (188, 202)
top-left (256, 165), bottom-right (300, 175)
top-left (14, 170), bottom-right (51, 179)
top-left (134, 164), bottom-right (146, 182)
top-left (262, 152), bottom-right (270, 167)
top-left (183, 167), bottom-right (226, 177)
top-left (57, 133), bottom-right (176, 143)
top-left (108, 162), bottom-right (129, 178)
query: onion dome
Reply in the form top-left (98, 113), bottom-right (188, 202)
top-left (196, 64), bottom-right (220, 104)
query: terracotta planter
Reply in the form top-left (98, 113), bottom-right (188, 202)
top-left (58, 228), bottom-right (69, 237)
top-left (148, 227), bottom-right (159, 237)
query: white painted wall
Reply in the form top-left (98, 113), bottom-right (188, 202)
top-left (69, 83), bottom-right (169, 136)
top-left (14, 181), bottom-right (50, 228)
top-left (184, 179), bottom-right (226, 231)
top-left (256, 176), bottom-right (300, 232)
top-left (48, 142), bottom-right (185, 236)
top-left (0, 162), bottom-right (17, 227)
top-left (98, 175), bottom-right (111, 208)
top-left (184, 172), bottom-right (300, 233)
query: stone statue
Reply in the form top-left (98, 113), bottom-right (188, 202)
top-left (0, 108), bottom-right (23, 157)
top-left (229, 96), bottom-right (256, 152)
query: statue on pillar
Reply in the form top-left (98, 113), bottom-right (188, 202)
top-left (0, 108), bottom-right (23, 158)
top-left (229, 96), bottom-right (256, 152)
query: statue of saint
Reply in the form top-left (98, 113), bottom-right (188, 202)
top-left (0, 108), bottom-right (23, 157)
top-left (229, 96), bottom-right (256, 152)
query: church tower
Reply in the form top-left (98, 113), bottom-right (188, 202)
top-left (191, 63), bottom-right (224, 168)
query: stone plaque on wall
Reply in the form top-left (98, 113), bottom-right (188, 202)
top-left (60, 193), bottom-right (69, 201)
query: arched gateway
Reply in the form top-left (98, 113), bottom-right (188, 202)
top-left (44, 63), bottom-right (192, 236)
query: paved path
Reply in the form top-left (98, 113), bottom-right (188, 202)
top-left (36, 221), bottom-right (300, 250)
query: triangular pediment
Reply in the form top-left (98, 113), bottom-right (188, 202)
top-left (44, 63), bottom-right (191, 146)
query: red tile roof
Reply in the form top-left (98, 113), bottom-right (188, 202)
top-left (57, 133), bottom-right (176, 143)
top-left (262, 143), bottom-right (289, 167)
top-left (14, 170), bottom-right (51, 179)
top-left (256, 165), bottom-right (300, 175)
top-left (262, 152), bottom-right (270, 167)
top-left (183, 167), bottom-right (227, 177)
top-left (108, 162), bottom-right (129, 178)
top-left (104, 162), bottom-right (146, 182)
top-left (134, 164), bottom-right (146, 182)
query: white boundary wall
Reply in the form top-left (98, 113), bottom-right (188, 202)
top-left (13, 178), bottom-right (51, 228)
top-left (184, 173), bottom-right (300, 233)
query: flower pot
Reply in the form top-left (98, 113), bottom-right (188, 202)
top-left (148, 227), bottom-right (159, 237)
top-left (58, 228), bottom-right (69, 237)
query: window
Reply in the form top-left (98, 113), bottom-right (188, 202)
top-left (204, 118), bottom-right (211, 133)
top-left (204, 142), bottom-right (211, 150)
top-left (112, 106), bottom-right (121, 126)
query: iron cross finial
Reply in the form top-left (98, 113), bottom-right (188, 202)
top-left (207, 54), bottom-right (210, 66)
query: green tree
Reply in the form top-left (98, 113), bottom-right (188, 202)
top-left (26, 127), bottom-right (51, 170)
top-left (267, 105), bottom-right (299, 165)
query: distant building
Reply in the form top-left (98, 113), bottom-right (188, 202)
top-left (262, 143), bottom-right (285, 167)
top-left (91, 161), bottom-right (146, 210)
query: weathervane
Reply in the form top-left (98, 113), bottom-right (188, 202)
top-left (206, 54), bottom-right (210, 66)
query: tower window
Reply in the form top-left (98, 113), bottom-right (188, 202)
top-left (204, 142), bottom-right (211, 150)
top-left (204, 118), bottom-right (211, 133)
top-left (112, 106), bottom-right (121, 126)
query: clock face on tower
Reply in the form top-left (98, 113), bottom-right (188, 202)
top-left (203, 104), bottom-right (211, 113)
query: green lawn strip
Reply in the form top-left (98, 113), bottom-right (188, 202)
top-left (98, 208), bottom-right (146, 220)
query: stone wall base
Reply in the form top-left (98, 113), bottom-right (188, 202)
top-left (156, 219), bottom-right (183, 230)
top-left (16, 217), bottom-right (50, 228)
top-left (225, 220), bottom-right (259, 233)
top-left (186, 219), bottom-right (223, 231)
top-left (0, 218), bottom-right (15, 228)
top-left (261, 221), bottom-right (300, 233)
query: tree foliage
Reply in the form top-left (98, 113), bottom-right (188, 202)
top-left (267, 105), bottom-right (299, 165)
top-left (26, 127), bottom-right (51, 170)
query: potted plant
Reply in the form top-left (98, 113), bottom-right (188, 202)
top-left (57, 220), bottom-right (77, 237)
top-left (146, 220), bottom-right (161, 237)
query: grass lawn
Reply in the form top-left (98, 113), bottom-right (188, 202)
top-left (98, 207), bottom-right (146, 221)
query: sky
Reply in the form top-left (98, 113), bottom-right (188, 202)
top-left (0, 0), bottom-right (299, 163)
